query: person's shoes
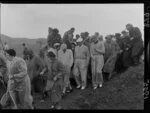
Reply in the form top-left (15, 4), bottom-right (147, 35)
top-left (69, 88), bottom-right (73, 93)
top-left (50, 105), bottom-right (55, 109)
top-left (56, 106), bottom-right (62, 110)
top-left (93, 86), bottom-right (98, 90)
top-left (32, 105), bottom-right (36, 109)
top-left (66, 90), bottom-right (70, 93)
top-left (99, 84), bottom-right (103, 88)
top-left (76, 85), bottom-right (81, 89)
top-left (81, 86), bottom-right (85, 90)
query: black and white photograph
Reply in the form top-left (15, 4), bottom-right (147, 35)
top-left (0, 4), bottom-right (145, 110)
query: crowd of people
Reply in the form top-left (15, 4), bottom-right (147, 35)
top-left (0, 23), bottom-right (144, 109)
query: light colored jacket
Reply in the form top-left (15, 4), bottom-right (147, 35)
top-left (7, 57), bottom-right (28, 91)
top-left (58, 49), bottom-right (73, 67)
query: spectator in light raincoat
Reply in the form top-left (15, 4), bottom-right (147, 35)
top-left (58, 43), bottom-right (73, 94)
top-left (4, 49), bottom-right (33, 109)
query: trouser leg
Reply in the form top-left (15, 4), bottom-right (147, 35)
top-left (96, 73), bottom-right (103, 85)
top-left (96, 55), bottom-right (104, 85)
top-left (91, 58), bottom-right (96, 87)
top-left (73, 61), bottom-right (81, 86)
top-left (80, 60), bottom-right (87, 88)
top-left (63, 66), bottom-right (72, 93)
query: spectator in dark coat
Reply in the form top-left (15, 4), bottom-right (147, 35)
top-left (22, 43), bottom-right (34, 61)
top-left (121, 30), bottom-right (133, 68)
top-left (63, 28), bottom-right (75, 50)
top-left (114, 33), bottom-right (125, 73)
top-left (126, 24), bottom-right (144, 66)
top-left (47, 28), bottom-right (62, 48)
top-left (81, 32), bottom-right (89, 41)
top-left (26, 51), bottom-right (45, 93)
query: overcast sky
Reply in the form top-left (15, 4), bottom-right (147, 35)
top-left (1, 4), bottom-right (144, 39)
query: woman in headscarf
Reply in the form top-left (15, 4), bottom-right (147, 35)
top-left (40, 48), bottom-right (66, 109)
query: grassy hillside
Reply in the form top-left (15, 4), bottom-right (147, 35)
top-left (0, 34), bottom-right (47, 57)
top-left (33, 63), bottom-right (144, 109)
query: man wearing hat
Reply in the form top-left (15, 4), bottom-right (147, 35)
top-left (63, 28), bottom-right (75, 50)
top-left (75, 34), bottom-right (80, 41)
top-left (47, 28), bottom-right (62, 48)
top-left (73, 38), bottom-right (90, 90)
top-left (58, 43), bottom-right (73, 94)
top-left (126, 24), bottom-right (144, 66)
top-left (81, 32), bottom-right (89, 41)
top-left (40, 48), bottom-right (66, 109)
top-left (118, 30), bottom-right (133, 69)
